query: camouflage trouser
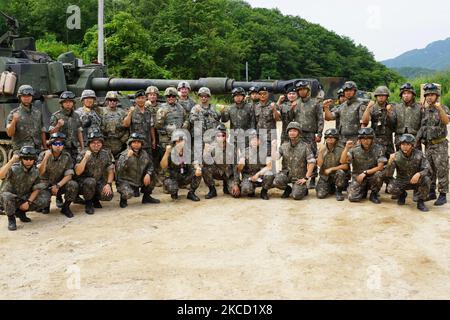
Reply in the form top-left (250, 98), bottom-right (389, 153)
top-left (315, 170), bottom-right (347, 199)
top-left (425, 141), bottom-right (449, 193)
top-left (104, 138), bottom-right (125, 159)
top-left (0, 191), bottom-right (49, 217)
top-left (163, 174), bottom-right (202, 195)
top-left (240, 173), bottom-right (275, 196)
top-left (272, 172), bottom-right (308, 200)
top-left (375, 136), bottom-right (395, 159)
top-left (338, 135), bottom-right (359, 147)
top-left (117, 181), bottom-right (154, 200)
top-left (78, 178), bottom-right (114, 202)
top-left (387, 176), bottom-right (431, 201)
top-left (40, 180), bottom-right (79, 207)
top-left (302, 133), bottom-right (318, 179)
top-left (347, 171), bottom-right (384, 202)
top-left (202, 165), bottom-right (236, 190)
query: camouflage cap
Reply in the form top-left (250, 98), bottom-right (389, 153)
top-left (177, 81), bottom-right (191, 91)
top-left (128, 132), bottom-right (146, 145)
top-left (81, 89), bottom-right (97, 100)
top-left (59, 91), bottom-right (76, 103)
top-left (343, 81), bottom-right (358, 91)
top-left (423, 83), bottom-right (441, 96)
top-left (198, 87), bottom-right (212, 97)
top-left (145, 86), bottom-right (160, 96)
top-left (399, 83), bottom-right (416, 97)
top-left (286, 122), bottom-right (302, 134)
top-left (358, 127), bottom-right (375, 139)
top-left (17, 85), bottom-right (35, 97)
top-left (164, 87), bottom-right (178, 97)
top-left (324, 128), bottom-right (339, 139)
top-left (373, 86), bottom-right (390, 97)
top-left (105, 91), bottom-right (119, 101)
top-left (399, 133), bottom-right (416, 145)
top-left (19, 146), bottom-right (37, 159)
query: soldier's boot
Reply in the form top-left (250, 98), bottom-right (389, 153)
top-left (427, 190), bottom-right (437, 201)
top-left (369, 192), bottom-right (381, 204)
top-left (85, 200), bottom-right (95, 215)
top-left (93, 197), bottom-right (102, 209)
top-left (119, 197), bottom-right (128, 208)
top-left (223, 185), bottom-right (230, 195)
top-left (397, 191), bottom-right (407, 206)
top-left (142, 193), bottom-right (160, 204)
top-left (260, 188), bottom-right (269, 200)
top-left (308, 177), bottom-right (316, 190)
top-left (205, 186), bottom-right (217, 199)
top-left (335, 188), bottom-right (345, 202)
top-left (187, 191), bottom-right (200, 202)
top-left (434, 193), bottom-right (447, 206)
top-left (0, 206), bottom-right (4, 215)
top-left (16, 210), bottom-right (32, 223)
top-left (281, 186), bottom-right (292, 199)
top-left (56, 195), bottom-right (64, 209)
top-left (8, 215), bottom-right (17, 231)
top-left (171, 192), bottom-right (178, 200)
top-left (41, 206), bottom-right (50, 214)
top-left (133, 189), bottom-right (140, 197)
top-left (61, 201), bottom-right (74, 218)
top-left (417, 200), bottom-right (429, 212)
top-left (74, 195), bottom-right (86, 205)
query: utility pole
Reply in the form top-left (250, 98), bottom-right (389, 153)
top-left (98, 0), bottom-right (104, 64)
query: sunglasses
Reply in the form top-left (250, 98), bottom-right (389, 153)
top-left (52, 141), bottom-right (64, 147)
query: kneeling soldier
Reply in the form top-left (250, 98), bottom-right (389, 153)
top-left (116, 133), bottom-right (160, 208)
top-left (386, 134), bottom-right (431, 212)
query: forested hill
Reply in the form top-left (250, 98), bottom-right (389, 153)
top-left (0, 0), bottom-right (401, 90)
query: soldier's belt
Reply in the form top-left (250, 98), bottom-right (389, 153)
top-left (430, 137), bottom-right (447, 145)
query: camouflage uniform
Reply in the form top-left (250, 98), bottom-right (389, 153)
top-left (116, 148), bottom-right (155, 200)
top-left (76, 149), bottom-right (114, 201)
top-left (417, 106), bottom-right (450, 194)
top-left (239, 147), bottom-right (275, 196)
top-left (254, 101), bottom-right (278, 152)
top-left (331, 97), bottom-right (366, 145)
top-left (37, 150), bottom-right (79, 206)
top-left (346, 143), bottom-right (387, 202)
top-left (220, 102), bottom-right (255, 131)
top-left (280, 102), bottom-right (295, 144)
top-left (202, 141), bottom-right (238, 192)
top-left (190, 104), bottom-right (221, 143)
top-left (100, 107), bottom-right (129, 158)
top-left (128, 106), bottom-right (155, 154)
top-left (315, 144), bottom-right (347, 199)
top-left (0, 163), bottom-right (48, 216)
top-left (179, 97), bottom-right (196, 114)
top-left (368, 103), bottom-right (396, 158)
top-left (7, 103), bottom-right (45, 153)
top-left (386, 149), bottom-right (431, 201)
top-left (392, 101), bottom-right (424, 148)
top-left (272, 139), bottom-right (316, 200)
top-left (76, 106), bottom-right (102, 143)
top-left (155, 102), bottom-right (189, 149)
top-left (163, 152), bottom-right (201, 195)
top-left (49, 108), bottom-right (83, 161)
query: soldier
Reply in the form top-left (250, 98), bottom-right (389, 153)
top-left (75, 132), bottom-right (114, 214)
top-left (247, 86), bottom-right (260, 108)
top-left (316, 128), bottom-right (348, 201)
top-left (324, 81), bottom-right (366, 146)
top-left (48, 91), bottom-right (84, 162)
top-left (155, 87), bottom-right (190, 149)
top-left (289, 80), bottom-right (324, 189)
top-left (386, 134), bottom-right (431, 212)
top-left (276, 86), bottom-right (298, 144)
top-left (6, 85), bottom-right (46, 154)
top-left (160, 130), bottom-right (202, 201)
top-left (254, 86), bottom-right (281, 154)
top-left (116, 133), bottom-right (160, 208)
top-left (0, 146), bottom-right (47, 231)
top-left (392, 83), bottom-right (424, 149)
top-left (341, 128), bottom-right (386, 204)
top-left (361, 86), bottom-right (396, 158)
top-left (145, 86), bottom-right (161, 121)
top-left (202, 124), bottom-right (239, 199)
top-left (272, 122), bottom-right (316, 200)
top-left (190, 87), bottom-right (221, 144)
top-left (101, 91), bottom-right (129, 159)
top-left (123, 90), bottom-right (157, 156)
top-left (75, 89), bottom-right (102, 143)
top-left (37, 133), bottom-right (79, 218)
top-left (177, 81), bottom-right (196, 113)
top-left (417, 83), bottom-right (450, 206)
top-left (330, 88), bottom-right (347, 130)
top-left (236, 129), bottom-right (275, 199)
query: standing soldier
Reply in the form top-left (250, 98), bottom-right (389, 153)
top-left (123, 90), bottom-right (157, 156)
top-left (6, 85), bottom-right (46, 154)
top-left (254, 86), bottom-right (281, 155)
top-left (324, 81), bottom-right (366, 146)
top-left (177, 81), bottom-right (196, 114)
top-left (392, 83), bottom-right (424, 150)
top-left (76, 89), bottom-right (102, 143)
top-left (247, 86), bottom-right (260, 109)
top-left (417, 83), bottom-right (450, 206)
top-left (145, 86), bottom-right (161, 120)
top-left (116, 133), bottom-right (160, 208)
top-left (386, 134), bottom-right (431, 212)
top-left (190, 87), bottom-right (221, 144)
top-left (37, 133), bottom-right (79, 218)
top-left (160, 130), bottom-right (202, 201)
top-left (330, 88), bottom-right (347, 131)
top-left (48, 91), bottom-right (84, 162)
top-left (316, 128), bottom-right (348, 201)
top-left (75, 132), bottom-right (114, 214)
top-left (276, 87), bottom-right (298, 144)
top-left (341, 128), bottom-right (386, 204)
top-left (272, 122), bottom-right (316, 200)
top-left (101, 91), bottom-right (129, 159)
top-left (0, 146), bottom-right (47, 231)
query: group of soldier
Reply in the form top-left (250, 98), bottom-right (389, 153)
top-left (0, 78), bottom-right (449, 231)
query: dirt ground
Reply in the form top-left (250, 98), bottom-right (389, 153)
top-left (1, 125), bottom-right (450, 300)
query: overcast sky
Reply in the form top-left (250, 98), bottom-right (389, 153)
top-left (246, 0), bottom-right (450, 61)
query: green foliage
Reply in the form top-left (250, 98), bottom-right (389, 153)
top-left (35, 33), bottom-right (83, 60)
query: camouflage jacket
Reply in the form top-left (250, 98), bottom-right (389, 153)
top-left (241, 146), bottom-right (270, 178)
top-left (178, 97), bottom-right (196, 114)
top-left (347, 143), bottom-right (387, 175)
top-left (7, 103), bottom-right (45, 151)
top-left (254, 101), bottom-right (277, 131)
top-left (37, 150), bottom-right (74, 186)
top-left (76, 148), bottom-right (114, 181)
top-left (128, 105), bottom-right (154, 148)
top-left (155, 103), bottom-right (189, 134)
top-left (75, 106), bottom-right (102, 142)
top-left (386, 149), bottom-right (430, 181)
top-left (332, 97), bottom-right (366, 136)
top-left (203, 141), bottom-right (236, 179)
top-left (220, 103), bottom-right (255, 130)
top-left (392, 101), bottom-right (424, 135)
top-left (116, 148), bottom-right (154, 187)
top-left (289, 97), bottom-right (324, 136)
top-left (278, 139), bottom-right (316, 180)
top-left (1, 163), bottom-right (45, 198)
top-left (49, 108), bottom-right (83, 149)
top-left (319, 144), bottom-right (344, 177)
top-left (189, 104), bottom-right (221, 132)
top-left (145, 101), bottom-right (162, 121)
top-left (100, 107), bottom-right (128, 142)
top-left (369, 102), bottom-right (396, 137)
top-left (165, 151), bottom-right (195, 180)
top-left (417, 105), bottom-right (450, 144)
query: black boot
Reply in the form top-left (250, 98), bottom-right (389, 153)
top-left (369, 192), bottom-right (381, 204)
top-left (223, 185), bottom-right (230, 195)
top-left (417, 200), bottom-right (429, 212)
top-left (133, 188), bottom-right (140, 197)
top-left (119, 197), bottom-right (128, 208)
top-left (16, 210), bottom-right (32, 223)
top-left (61, 201), bottom-right (74, 218)
top-left (397, 191), bottom-right (407, 206)
top-left (335, 189), bottom-right (344, 201)
top-left (74, 195), bottom-right (86, 205)
top-left (142, 193), bottom-right (160, 204)
top-left (427, 190), bottom-right (437, 201)
top-left (308, 177), bottom-right (316, 190)
top-left (281, 186), bottom-right (292, 199)
top-left (434, 193), bottom-right (447, 206)
top-left (171, 193), bottom-right (178, 200)
top-left (56, 195), bottom-right (64, 209)
top-left (0, 206), bottom-right (4, 215)
top-left (8, 215), bottom-right (17, 231)
top-left (187, 191), bottom-right (200, 202)
top-left (205, 186), bottom-right (217, 199)
top-left (41, 207), bottom-right (50, 214)
top-left (85, 200), bottom-right (95, 215)
top-left (93, 197), bottom-right (102, 209)
top-left (260, 188), bottom-right (269, 200)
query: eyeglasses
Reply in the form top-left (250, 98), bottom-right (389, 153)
top-left (52, 141), bottom-right (64, 147)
